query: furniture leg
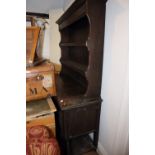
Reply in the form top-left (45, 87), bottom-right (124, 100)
top-left (66, 139), bottom-right (71, 155)
top-left (93, 131), bottom-right (99, 148)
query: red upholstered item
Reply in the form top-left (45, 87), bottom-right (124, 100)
top-left (26, 125), bottom-right (60, 155)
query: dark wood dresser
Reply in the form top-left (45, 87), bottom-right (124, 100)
top-left (53, 0), bottom-right (108, 154)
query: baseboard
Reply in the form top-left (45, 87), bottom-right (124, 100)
top-left (97, 142), bottom-right (108, 155)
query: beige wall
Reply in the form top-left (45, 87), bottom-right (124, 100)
top-left (49, 9), bottom-right (63, 65)
top-left (63, 0), bottom-right (74, 11)
top-left (41, 19), bottom-right (50, 59)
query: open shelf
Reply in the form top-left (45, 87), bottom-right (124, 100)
top-left (61, 60), bottom-right (87, 76)
top-left (57, 0), bottom-right (106, 97)
top-left (60, 46), bottom-right (89, 67)
top-left (54, 75), bottom-right (87, 102)
top-left (58, 15), bottom-right (90, 92)
top-left (60, 15), bottom-right (89, 44)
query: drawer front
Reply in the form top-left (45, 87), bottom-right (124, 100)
top-left (26, 114), bottom-right (56, 136)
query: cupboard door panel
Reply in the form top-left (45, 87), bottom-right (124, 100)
top-left (64, 104), bottom-right (99, 138)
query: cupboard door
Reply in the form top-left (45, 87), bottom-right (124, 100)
top-left (64, 103), bottom-right (100, 138)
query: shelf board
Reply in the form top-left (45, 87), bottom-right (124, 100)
top-left (60, 42), bottom-right (86, 47)
top-left (61, 60), bottom-right (87, 75)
